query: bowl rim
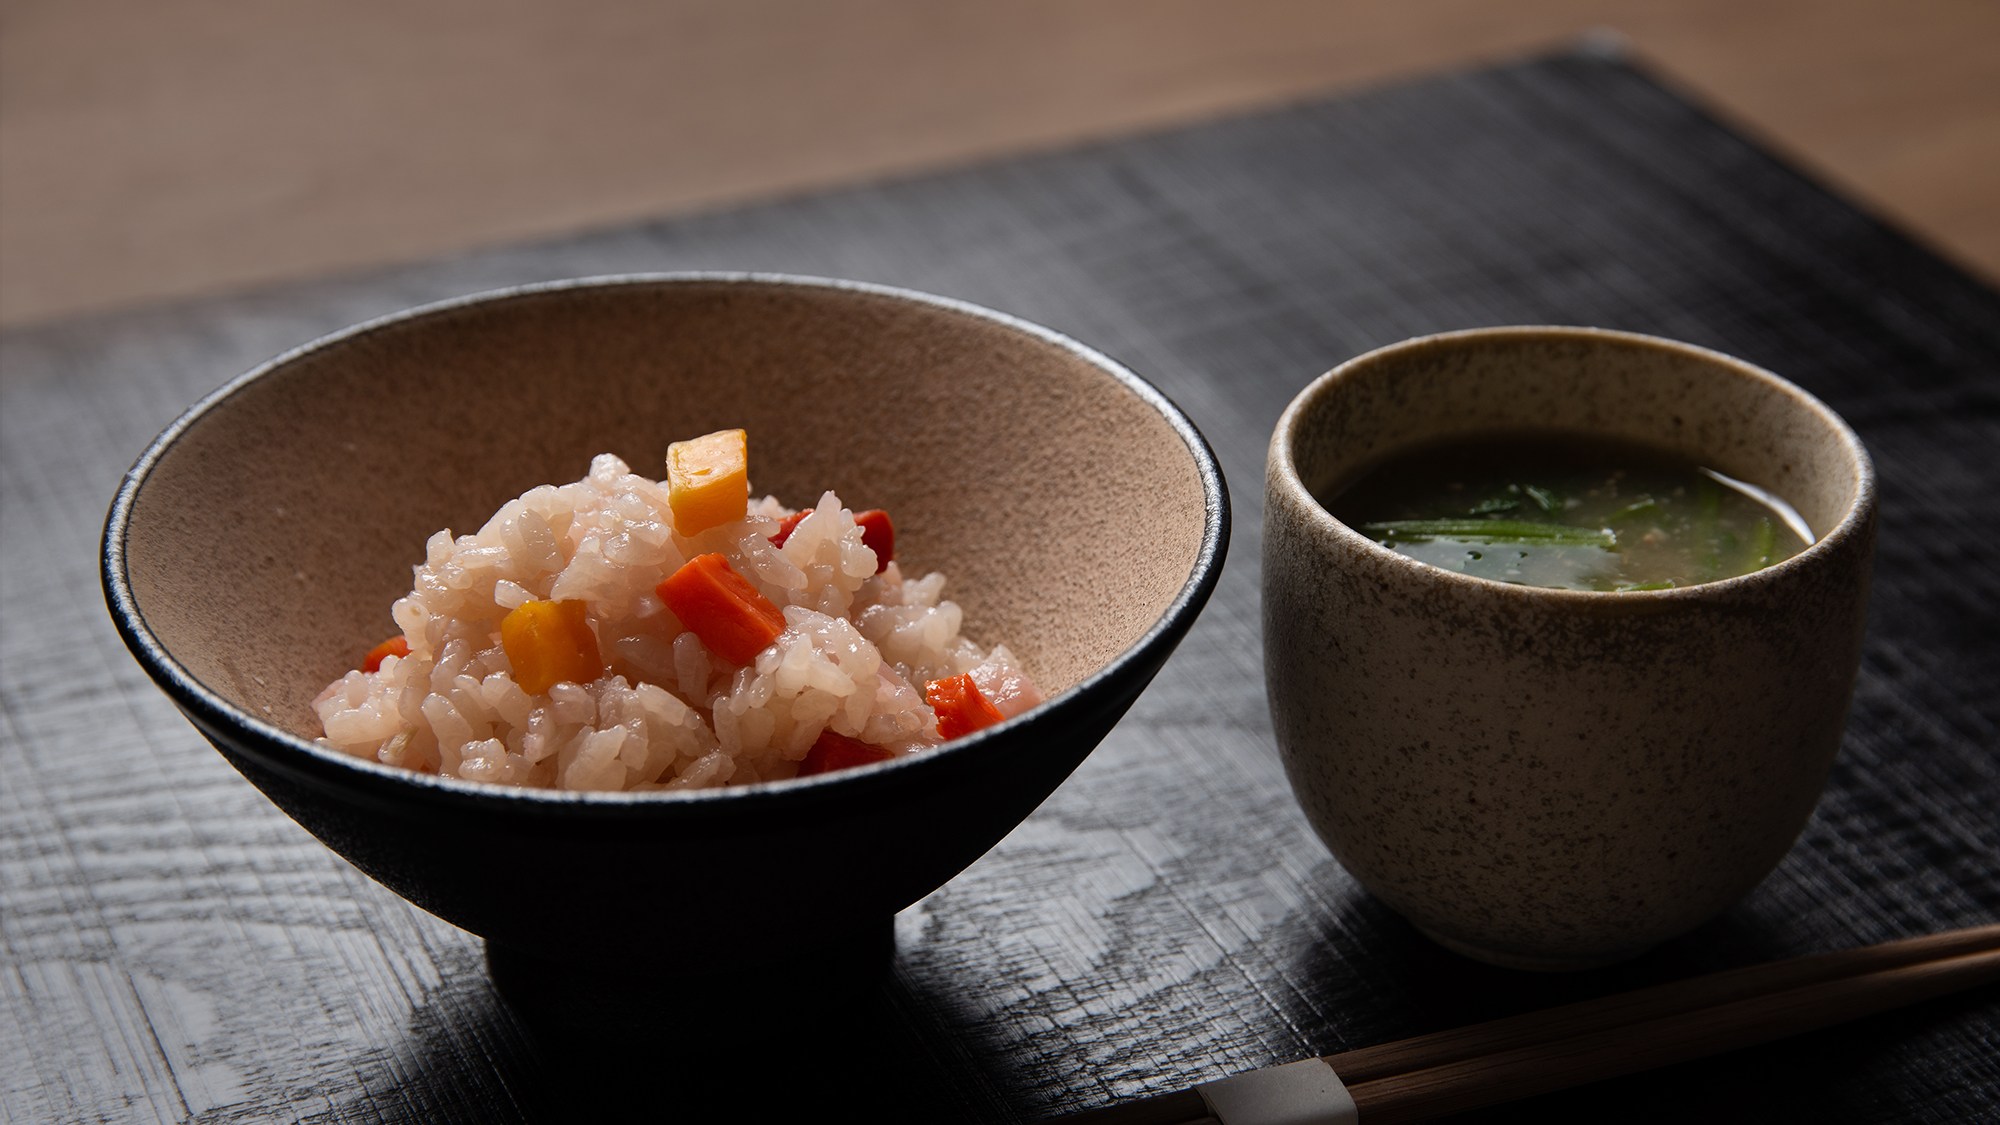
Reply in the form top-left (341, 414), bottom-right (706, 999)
top-left (103, 271), bottom-right (1230, 819)
top-left (1267, 324), bottom-right (1875, 603)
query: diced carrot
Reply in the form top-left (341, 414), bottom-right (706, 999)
top-left (925, 673), bottom-right (1005, 739)
top-left (362, 635), bottom-right (410, 673)
top-left (666, 428), bottom-right (750, 536)
top-left (500, 599), bottom-right (603, 695)
top-left (657, 554), bottom-right (787, 665)
top-left (771, 507), bottom-right (892, 572)
top-left (797, 729), bottom-right (896, 777)
top-left (854, 509), bottom-right (894, 573)
top-left (769, 510), bottom-right (809, 547)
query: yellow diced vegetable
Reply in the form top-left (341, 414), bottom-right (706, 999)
top-left (501, 599), bottom-right (602, 695)
top-left (666, 428), bottom-right (750, 536)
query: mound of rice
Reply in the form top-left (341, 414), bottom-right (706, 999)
top-left (313, 453), bottom-right (1039, 790)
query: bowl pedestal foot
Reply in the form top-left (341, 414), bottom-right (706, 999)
top-left (486, 912), bottom-right (894, 1032)
top-left (484, 915), bottom-right (895, 1108)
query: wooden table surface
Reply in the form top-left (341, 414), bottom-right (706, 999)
top-left (3, 49), bottom-right (1997, 1123)
top-left (4, 0), bottom-right (1997, 327)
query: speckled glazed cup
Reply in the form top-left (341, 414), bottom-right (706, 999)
top-left (1264, 327), bottom-right (1875, 970)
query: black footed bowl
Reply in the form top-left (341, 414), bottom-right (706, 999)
top-left (104, 275), bottom-right (1228, 974)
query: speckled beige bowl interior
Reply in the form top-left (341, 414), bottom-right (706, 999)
top-left (121, 276), bottom-right (1209, 747)
top-left (1264, 327), bottom-right (1875, 970)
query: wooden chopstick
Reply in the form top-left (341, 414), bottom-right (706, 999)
top-left (1053, 922), bottom-right (2000, 1125)
top-left (1346, 945), bottom-right (2000, 1124)
top-left (1327, 920), bottom-right (2000, 1084)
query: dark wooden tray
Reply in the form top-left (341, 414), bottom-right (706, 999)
top-left (4, 46), bottom-right (1994, 1123)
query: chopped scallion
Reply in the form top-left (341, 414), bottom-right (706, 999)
top-left (1361, 519), bottom-right (1615, 547)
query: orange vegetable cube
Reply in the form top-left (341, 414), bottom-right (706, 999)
top-left (657, 554), bottom-right (787, 665)
top-left (501, 599), bottom-right (604, 695)
top-left (925, 673), bottom-right (1006, 740)
top-left (797, 729), bottom-right (896, 777)
top-left (666, 428), bottom-right (750, 536)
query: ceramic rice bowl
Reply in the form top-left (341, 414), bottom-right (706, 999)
top-left (104, 274), bottom-right (1228, 971)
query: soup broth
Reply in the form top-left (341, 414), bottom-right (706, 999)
top-left (1321, 431), bottom-right (1811, 591)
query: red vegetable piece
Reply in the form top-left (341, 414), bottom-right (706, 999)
top-left (854, 509), bottom-right (894, 573)
top-left (797, 729), bottom-right (896, 777)
top-left (769, 510), bottom-right (809, 547)
top-left (925, 673), bottom-right (1005, 740)
top-left (657, 553), bottom-right (787, 665)
top-left (363, 636), bottom-right (410, 673)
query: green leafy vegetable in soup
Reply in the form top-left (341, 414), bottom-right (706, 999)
top-left (1320, 431), bottom-right (1812, 591)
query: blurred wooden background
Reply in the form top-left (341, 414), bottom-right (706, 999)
top-left (3, 0), bottom-right (1995, 328)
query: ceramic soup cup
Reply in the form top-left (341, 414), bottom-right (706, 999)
top-left (1263, 327), bottom-right (1874, 970)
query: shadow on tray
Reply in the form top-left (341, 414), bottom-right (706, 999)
top-left (484, 924), bottom-right (994, 1121)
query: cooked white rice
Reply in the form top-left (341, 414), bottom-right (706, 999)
top-left (312, 453), bottom-right (1039, 790)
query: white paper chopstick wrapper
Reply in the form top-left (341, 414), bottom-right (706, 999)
top-left (1196, 1059), bottom-right (1359, 1125)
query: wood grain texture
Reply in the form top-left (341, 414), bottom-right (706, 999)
top-left (1325, 922), bottom-right (2000, 1085)
top-left (1344, 948), bottom-right (2000, 1124)
top-left (1058, 928), bottom-right (2000, 1124)
top-left (3, 52), bottom-right (1996, 1123)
